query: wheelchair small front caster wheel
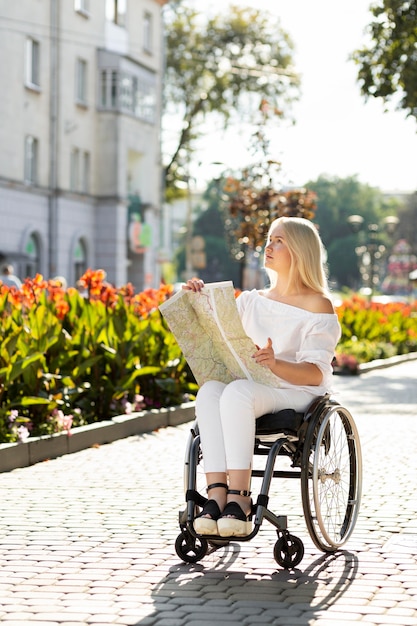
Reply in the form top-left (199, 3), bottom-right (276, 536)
top-left (274, 534), bottom-right (304, 569)
top-left (175, 530), bottom-right (208, 563)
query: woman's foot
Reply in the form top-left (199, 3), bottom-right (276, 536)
top-left (193, 482), bottom-right (227, 536)
top-left (217, 491), bottom-right (252, 537)
top-left (194, 499), bottom-right (221, 535)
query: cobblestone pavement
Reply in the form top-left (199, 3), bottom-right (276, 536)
top-left (1, 360), bottom-right (416, 626)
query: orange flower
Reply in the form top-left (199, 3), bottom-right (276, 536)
top-left (79, 268), bottom-right (108, 296)
top-left (132, 284), bottom-right (173, 319)
top-left (54, 298), bottom-right (70, 320)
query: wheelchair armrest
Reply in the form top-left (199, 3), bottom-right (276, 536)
top-left (255, 409), bottom-right (304, 436)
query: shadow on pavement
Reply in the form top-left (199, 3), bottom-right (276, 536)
top-left (134, 548), bottom-right (359, 625)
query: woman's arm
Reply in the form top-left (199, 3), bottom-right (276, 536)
top-left (253, 338), bottom-right (323, 386)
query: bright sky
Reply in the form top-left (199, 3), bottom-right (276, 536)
top-left (185, 0), bottom-right (417, 193)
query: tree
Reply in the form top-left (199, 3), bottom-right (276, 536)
top-left (163, 3), bottom-right (300, 196)
top-left (351, 0), bottom-right (417, 120)
top-left (307, 175), bottom-right (401, 289)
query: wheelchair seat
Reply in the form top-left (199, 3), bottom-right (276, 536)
top-left (255, 408), bottom-right (304, 438)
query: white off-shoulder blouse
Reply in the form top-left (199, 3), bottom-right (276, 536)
top-left (236, 289), bottom-right (341, 394)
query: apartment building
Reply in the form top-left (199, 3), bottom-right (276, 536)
top-left (0, 0), bottom-right (167, 290)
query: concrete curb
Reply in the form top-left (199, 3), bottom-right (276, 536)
top-left (357, 350), bottom-right (417, 372)
top-left (0, 402), bottom-right (196, 473)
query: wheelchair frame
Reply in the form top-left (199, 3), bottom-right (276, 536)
top-left (175, 394), bottom-right (362, 569)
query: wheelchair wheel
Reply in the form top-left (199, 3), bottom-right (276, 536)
top-left (274, 533), bottom-right (304, 569)
top-left (175, 530), bottom-right (208, 563)
top-left (301, 403), bottom-right (362, 552)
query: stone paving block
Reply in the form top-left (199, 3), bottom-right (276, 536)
top-left (81, 614), bottom-right (121, 623)
top-left (361, 616), bottom-right (417, 625)
top-left (241, 616), bottom-right (281, 625)
top-left (0, 623), bottom-right (64, 626)
top-left (178, 617), bottom-right (240, 624)
top-left (306, 613), bottom-right (368, 626)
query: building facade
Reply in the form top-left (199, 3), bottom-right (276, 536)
top-left (0, 0), bottom-right (167, 290)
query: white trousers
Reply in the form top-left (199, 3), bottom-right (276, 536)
top-left (195, 379), bottom-right (317, 473)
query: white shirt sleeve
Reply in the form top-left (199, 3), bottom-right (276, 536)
top-left (296, 317), bottom-right (341, 378)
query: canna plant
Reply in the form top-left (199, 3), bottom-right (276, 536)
top-left (0, 271), bottom-right (196, 443)
top-left (335, 295), bottom-right (417, 372)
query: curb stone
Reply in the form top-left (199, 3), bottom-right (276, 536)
top-left (357, 350), bottom-right (417, 372)
top-left (1, 352), bottom-right (415, 474)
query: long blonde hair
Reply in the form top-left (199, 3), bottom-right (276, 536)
top-left (264, 216), bottom-right (329, 294)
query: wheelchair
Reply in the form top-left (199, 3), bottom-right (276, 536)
top-left (175, 394), bottom-right (362, 569)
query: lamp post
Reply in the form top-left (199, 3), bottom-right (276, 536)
top-left (347, 214), bottom-right (399, 298)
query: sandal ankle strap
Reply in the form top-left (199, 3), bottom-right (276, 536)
top-left (228, 489), bottom-right (251, 497)
top-left (206, 482), bottom-right (228, 493)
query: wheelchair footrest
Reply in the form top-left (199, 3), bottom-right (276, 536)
top-left (186, 489), bottom-right (207, 507)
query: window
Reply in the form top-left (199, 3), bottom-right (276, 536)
top-left (70, 149), bottom-right (90, 192)
top-left (24, 233), bottom-right (41, 278)
top-left (74, 0), bottom-right (89, 15)
top-left (76, 58), bottom-right (87, 105)
top-left (25, 38), bottom-right (40, 88)
top-left (136, 82), bottom-right (156, 124)
top-left (143, 12), bottom-right (153, 53)
top-left (24, 136), bottom-right (38, 184)
top-left (74, 239), bottom-right (87, 281)
top-left (81, 151), bottom-right (90, 193)
top-left (99, 69), bottom-right (156, 123)
top-left (70, 148), bottom-right (80, 191)
top-left (106, 0), bottom-right (126, 26)
top-left (120, 74), bottom-right (134, 112)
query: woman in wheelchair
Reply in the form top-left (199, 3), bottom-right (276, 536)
top-left (183, 216), bottom-right (341, 538)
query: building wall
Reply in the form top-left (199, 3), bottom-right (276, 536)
top-left (0, 0), bottom-right (167, 291)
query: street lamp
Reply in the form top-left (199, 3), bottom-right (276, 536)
top-left (347, 214), bottom-right (399, 298)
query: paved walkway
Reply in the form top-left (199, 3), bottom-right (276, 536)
top-left (1, 360), bottom-right (416, 626)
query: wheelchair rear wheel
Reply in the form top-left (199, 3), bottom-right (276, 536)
top-left (301, 403), bottom-right (362, 552)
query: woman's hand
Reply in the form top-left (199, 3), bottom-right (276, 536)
top-left (182, 277), bottom-right (205, 292)
top-left (253, 337), bottom-right (323, 385)
top-left (253, 338), bottom-right (276, 370)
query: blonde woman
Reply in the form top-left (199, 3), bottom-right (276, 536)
top-left (183, 217), bottom-right (341, 537)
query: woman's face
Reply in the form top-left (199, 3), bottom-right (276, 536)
top-left (264, 223), bottom-right (292, 272)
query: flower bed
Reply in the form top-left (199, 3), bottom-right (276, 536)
top-left (334, 295), bottom-right (417, 374)
top-left (0, 271), bottom-right (197, 443)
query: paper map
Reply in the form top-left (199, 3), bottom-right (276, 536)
top-left (158, 281), bottom-right (279, 387)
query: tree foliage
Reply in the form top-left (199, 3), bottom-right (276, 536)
top-left (163, 3), bottom-right (300, 195)
top-left (307, 175), bottom-right (401, 289)
top-left (352, 0), bottom-right (417, 119)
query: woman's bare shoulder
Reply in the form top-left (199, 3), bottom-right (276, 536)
top-left (305, 293), bottom-right (336, 314)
